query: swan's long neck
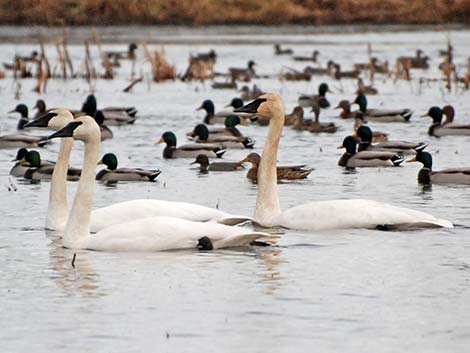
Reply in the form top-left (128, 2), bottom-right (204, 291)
top-left (255, 112), bottom-right (284, 226)
top-left (63, 138), bottom-right (99, 249)
top-left (46, 138), bottom-right (72, 230)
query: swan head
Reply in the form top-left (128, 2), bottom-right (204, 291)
top-left (233, 93), bottom-right (285, 121)
top-left (24, 109), bottom-right (74, 131)
top-left (47, 115), bottom-right (100, 143)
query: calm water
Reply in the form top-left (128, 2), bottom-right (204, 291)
top-left (0, 26), bottom-right (469, 352)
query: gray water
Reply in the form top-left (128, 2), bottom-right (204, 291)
top-left (0, 26), bottom-right (469, 353)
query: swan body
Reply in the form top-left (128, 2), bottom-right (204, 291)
top-left (47, 115), bottom-right (271, 252)
top-left (234, 93), bottom-right (452, 230)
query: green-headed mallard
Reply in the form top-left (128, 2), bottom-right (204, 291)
top-left (197, 99), bottom-right (246, 125)
top-left (191, 154), bottom-right (244, 173)
top-left (9, 147), bottom-right (54, 177)
top-left (96, 153), bottom-right (161, 182)
top-left (205, 115), bottom-right (247, 138)
top-left (353, 112), bottom-right (389, 142)
top-left (355, 93), bottom-right (413, 122)
top-left (422, 106), bottom-right (470, 136)
top-left (105, 43), bottom-right (138, 61)
top-left (157, 131), bottom-right (226, 159)
top-left (8, 104), bottom-right (30, 130)
top-left (274, 44), bottom-right (294, 55)
top-left (338, 136), bottom-right (404, 167)
top-left (80, 94), bottom-right (137, 125)
top-left (189, 124), bottom-right (254, 149)
top-left (406, 151), bottom-right (470, 184)
top-left (23, 150), bottom-right (81, 181)
top-left (355, 125), bottom-right (426, 154)
top-left (298, 82), bottom-right (331, 108)
top-left (239, 152), bottom-right (313, 183)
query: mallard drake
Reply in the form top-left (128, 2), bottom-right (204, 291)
top-left (0, 133), bottom-right (49, 149)
top-left (422, 106), bottom-right (470, 136)
top-left (239, 152), bottom-right (313, 183)
top-left (9, 148), bottom-right (54, 177)
top-left (192, 115), bottom-right (247, 139)
top-left (197, 99), bottom-right (246, 125)
top-left (80, 94), bottom-right (137, 125)
top-left (298, 82), bottom-right (331, 108)
top-left (22, 150), bottom-right (81, 181)
top-left (157, 131), bottom-right (226, 159)
top-left (407, 151), bottom-right (470, 184)
top-left (293, 50), bottom-right (319, 62)
top-left (338, 136), bottom-right (404, 167)
top-left (189, 124), bottom-right (254, 149)
top-left (355, 125), bottom-right (426, 154)
top-left (308, 104), bottom-right (337, 133)
top-left (239, 84), bottom-right (263, 101)
top-left (285, 106), bottom-right (304, 126)
top-left (355, 93), bottom-right (413, 122)
top-left (274, 44), bottom-right (293, 55)
top-left (353, 112), bottom-right (388, 142)
top-left (356, 78), bottom-right (378, 95)
top-left (8, 104), bottom-right (30, 130)
top-left (229, 60), bottom-right (256, 82)
top-left (191, 154), bottom-right (244, 173)
top-left (96, 153), bottom-right (161, 182)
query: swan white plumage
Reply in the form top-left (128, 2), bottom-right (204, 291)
top-left (25, 110), bottom-right (253, 232)
top-left (233, 93), bottom-right (453, 230)
top-left (45, 115), bottom-right (271, 251)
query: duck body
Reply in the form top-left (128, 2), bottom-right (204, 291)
top-left (424, 107), bottom-right (470, 136)
top-left (9, 148), bottom-right (54, 177)
top-left (298, 83), bottom-right (331, 109)
top-left (229, 60), bottom-right (256, 82)
top-left (20, 150), bottom-right (80, 181)
top-left (191, 154), bottom-right (244, 172)
top-left (356, 126), bottom-right (425, 154)
top-left (159, 131), bottom-right (226, 159)
top-left (355, 93), bottom-right (412, 122)
top-left (96, 153), bottom-right (161, 182)
top-left (189, 124), bottom-right (254, 149)
top-left (80, 94), bottom-right (137, 126)
top-left (0, 134), bottom-right (49, 149)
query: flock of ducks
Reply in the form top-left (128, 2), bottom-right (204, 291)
top-left (2, 40), bottom-right (469, 253)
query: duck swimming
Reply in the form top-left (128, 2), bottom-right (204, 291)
top-left (196, 99), bottom-right (246, 125)
top-left (9, 104), bottom-right (30, 129)
top-left (406, 151), bottom-right (470, 185)
top-left (9, 148), bottom-right (54, 177)
top-left (80, 94), bottom-right (137, 125)
top-left (96, 153), bottom-right (161, 182)
top-left (229, 60), bottom-right (256, 82)
top-left (191, 154), bottom-right (244, 173)
top-left (234, 93), bottom-right (451, 230)
top-left (298, 82), bottom-right (331, 108)
top-left (189, 124), bottom-right (254, 149)
top-left (158, 131), bottom-right (226, 159)
top-left (355, 93), bottom-right (413, 122)
top-left (353, 112), bottom-right (389, 142)
top-left (422, 106), bottom-right (470, 136)
top-left (239, 152), bottom-right (313, 183)
top-left (355, 125), bottom-right (426, 154)
top-left (22, 150), bottom-right (81, 181)
top-left (43, 115), bottom-right (273, 252)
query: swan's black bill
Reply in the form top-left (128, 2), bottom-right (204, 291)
top-left (24, 112), bottom-right (58, 128)
top-left (47, 121), bottom-right (82, 139)
top-left (234, 98), bottom-right (267, 114)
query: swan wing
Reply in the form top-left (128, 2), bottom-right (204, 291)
top-left (276, 199), bottom-right (452, 230)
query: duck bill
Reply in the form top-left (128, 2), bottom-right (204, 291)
top-left (24, 112), bottom-right (58, 128)
top-left (195, 106), bottom-right (203, 111)
top-left (47, 121), bottom-right (82, 140)
top-left (7, 109), bottom-right (16, 114)
top-left (406, 156), bottom-right (417, 163)
top-left (337, 145), bottom-right (344, 149)
top-left (97, 160), bottom-right (104, 165)
top-left (239, 118), bottom-right (249, 126)
top-left (420, 113), bottom-right (429, 118)
top-left (155, 137), bottom-right (165, 145)
top-left (233, 98), bottom-right (267, 114)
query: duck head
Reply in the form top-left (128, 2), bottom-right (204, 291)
top-left (196, 100), bottom-right (215, 115)
top-left (407, 151), bottom-right (433, 169)
top-left (338, 136), bottom-right (357, 154)
top-left (192, 124), bottom-right (209, 141)
top-left (442, 105), bottom-right (455, 123)
top-left (12, 148), bottom-right (28, 162)
top-left (48, 115), bottom-right (100, 143)
top-left (239, 152), bottom-right (261, 167)
top-left (81, 94), bottom-right (97, 116)
top-left (247, 60), bottom-right (256, 69)
top-left (98, 153), bottom-right (118, 170)
top-left (334, 100), bottom-right (351, 112)
top-left (355, 125), bottom-right (373, 143)
top-left (354, 94), bottom-right (367, 112)
top-left (24, 109), bottom-right (74, 131)
top-left (25, 150), bottom-right (41, 168)
top-left (9, 104), bottom-right (28, 118)
top-left (318, 83), bottom-right (330, 97)
top-left (226, 98), bottom-right (244, 109)
top-left (225, 115), bottom-right (244, 128)
top-left (157, 131), bottom-right (177, 147)
top-left (33, 99), bottom-right (46, 113)
top-left (190, 154), bottom-right (210, 167)
top-left (421, 106), bottom-right (443, 124)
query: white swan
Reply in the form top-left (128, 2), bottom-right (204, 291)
top-left (234, 94), bottom-right (453, 230)
top-left (44, 115), bottom-right (272, 251)
top-left (25, 110), bottom-right (253, 232)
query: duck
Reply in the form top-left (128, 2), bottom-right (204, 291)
top-left (293, 50), bottom-right (319, 62)
top-left (304, 60), bottom-right (336, 76)
top-left (43, 115), bottom-right (273, 252)
top-left (397, 49), bottom-right (430, 69)
top-left (9, 148), bottom-right (54, 177)
top-left (80, 94), bottom-right (137, 125)
top-left (25, 109), bottom-right (256, 232)
top-left (355, 125), bottom-right (426, 154)
top-left (308, 104), bottom-right (337, 133)
top-left (157, 131), bottom-right (226, 159)
top-left (284, 106), bottom-right (304, 126)
top-left (96, 153), bottom-right (161, 182)
top-left (234, 94), bottom-right (451, 230)
top-left (191, 154), bottom-right (244, 173)
top-left (406, 151), bottom-right (470, 185)
top-left (22, 150), bottom-right (81, 181)
top-left (196, 99), bottom-right (247, 125)
top-left (8, 104), bottom-right (30, 129)
top-left (335, 100), bottom-right (356, 119)
top-left (353, 112), bottom-right (389, 142)
top-left (298, 82), bottom-right (331, 108)
top-left (274, 44), bottom-right (293, 55)
top-left (229, 60), bottom-right (256, 82)
top-left (442, 105), bottom-right (455, 125)
top-left (356, 78), bottom-right (378, 95)
top-left (332, 64), bottom-right (360, 80)
top-left (189, 124), bottom-right (254, 149)
top-left (0, 133), bottom-right (49, 149)
top-left (33, 99), bottom-right (48, 118)
top-left (205, 115), bottom-right (247, 138)
top-left (355, 93), bottom-right (413, 122)
top-left (239, 152), bottom-right (313, 183)
top-left (422, 106), bottom-right (470, 136)
top-left (239, 85), bottom-right (263, 101)
top-left (105, 43), bottom-right (138, 61)
top-left (338, 136), bottom-right (404, 168)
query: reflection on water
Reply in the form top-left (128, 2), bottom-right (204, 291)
top-left (0, 26), bottom-right (470, 352)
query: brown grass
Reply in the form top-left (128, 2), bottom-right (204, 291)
top-left (1, 0), bottom-right (470, 25)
